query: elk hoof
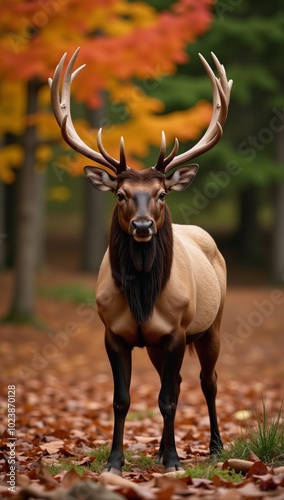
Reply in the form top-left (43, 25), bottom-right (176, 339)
top-left (164, 465), bottom-right (184, 473)
top-left (209, 452), bottom-right (220, 462)
top-left (101, 466), bottom-right (122, 476)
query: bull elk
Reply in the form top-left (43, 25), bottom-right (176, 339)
top-left (49, 48), bottom-right (232, 474)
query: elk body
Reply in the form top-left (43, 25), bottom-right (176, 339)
top-left (49, 49), bottom-right (232, 474)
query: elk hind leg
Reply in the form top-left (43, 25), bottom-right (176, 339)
top-left (194, 323), bottom-right (223, 455)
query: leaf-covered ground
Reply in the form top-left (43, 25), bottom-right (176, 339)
top-left (0, 270), bottom-right (284, 498)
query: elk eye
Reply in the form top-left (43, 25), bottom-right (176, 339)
top-left (158, 192), bottom-right (166, 201)
top-left (117, 192), bottom-right (126, 202)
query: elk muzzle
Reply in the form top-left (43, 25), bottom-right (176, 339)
top-left (131, 219), bottom-right (155, 242)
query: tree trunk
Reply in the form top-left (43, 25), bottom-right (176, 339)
top-left (9, 79), bottom-right (42, 321)
top-left (0, 181), bottom-right (6, 269)
top-left (237, 187), bottom-right (262, 264)
top-left (1, 133), bottom-right (19, 269)
top-left (82, 106), bottom-right (107, 272)
top-left (272, 130), bottom-right (284, 282)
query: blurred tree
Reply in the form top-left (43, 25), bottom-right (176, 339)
top-left (150, 1), bottom-right (284, 278)
top-left (273, 130), bottom-right (284, 282)
top-left (210, 1), bottom-right (284, 280)
top-left (0, 0), bottom-right (214, 321)
top-left (11, 80), bottom-right (45, 320)
top-left (82, 105), bottom-right (107, 273)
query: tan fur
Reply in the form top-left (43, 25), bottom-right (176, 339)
top-left (49, 50), bottom-right (232, 470)
top-left (96, 223), bottom-right (226, 346)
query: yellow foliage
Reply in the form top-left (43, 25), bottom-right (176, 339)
top-left (0, 145), bottom-right (23, 183)
top-left (109, 81), bottom-right (165, 117)
top-left (38, 85), bottom-right (53, 108)
top-left (29, 113), bottom-right (62, 141)
top-left (36, 144), bottom-right (52, 164)
top-left (0, 81), bottom-right (26, 136)
top-left (104, 1), bottom-right (157, 36)
top-left (47, 186), bottom-right (71, 202)
top-left (0, 0), bottom-right (214, 182)
top-left (67, 99), bottom-right (212, 175)
top-left (108, 101), bottom-right (212, 162)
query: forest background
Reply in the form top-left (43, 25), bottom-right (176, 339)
top-left (0, 0), bottom-right (284, 321)
top-left (0, 3), bottom-right (284, 496)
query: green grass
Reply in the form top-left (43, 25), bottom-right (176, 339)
top-left (90, 445), bottom-right (111, 472)
top-left (126, 409), bottom-right (154, 421)
top-left (2, 310), bottom-right (46, 328)
top-left (219, 399), bottom-right (284, 467)
top-left (45, 445), bottom-right (242, 481)
top-left (38, 283), bottom-right (95, 304)
top-left (183, 462), bottom-right (243, 483)
top-left (45, 445), bottom-right (154, 475)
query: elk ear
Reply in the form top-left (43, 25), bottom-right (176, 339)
top-left (164, 164), bottom-right (199, 192)
top-left (84, 166), bottom-right (118, 192)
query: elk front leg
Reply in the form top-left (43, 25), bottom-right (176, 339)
top-left (103, 330), bottom-right (132, 475)
top-left (147, 346), bottom-right (182, 465)
top-left (157, 331), bottom-right (186, 472)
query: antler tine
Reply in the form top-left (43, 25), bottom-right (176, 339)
top-left (119, 136), bottom-right (128, 173)
top-left (49, 48), bottom-right (128, 174)
top-left (97, 128), bottom-right (129, 173)
top-left (49, 49), bottom-right (85, 140)
top-left (163, 53), bottom-right (232, 173)
top-left (154, 131), bottom-right (167, 171)
top-left (153, 133), bottom-right (180, 173)
top-left (61, 48), bottom-right (85, 119)
top-left (163, 138), bottom-right (179, 168)
top-left (211, 52), bottom-right (233, 101)
top-left (48, 52), bottom-right (68, 127)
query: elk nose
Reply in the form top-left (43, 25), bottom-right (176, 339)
top-left (131, 220), bottom-right (153, 236)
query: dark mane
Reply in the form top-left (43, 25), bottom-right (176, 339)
top-left (109, 204), bottom-right (173, 324)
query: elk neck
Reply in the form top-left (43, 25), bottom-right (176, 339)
top-left (109, 203), bottom-right (173, 324)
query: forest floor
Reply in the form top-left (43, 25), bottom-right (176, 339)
top-left (0, 258), bottom-right (284, 498)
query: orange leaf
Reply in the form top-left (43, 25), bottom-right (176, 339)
top-left (246, 460), bottom-right (268, 478)
top-left (39, 439), bottom-right (64, 455)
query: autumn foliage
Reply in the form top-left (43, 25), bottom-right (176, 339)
top-left (0, 0), bottom-right (214, 181)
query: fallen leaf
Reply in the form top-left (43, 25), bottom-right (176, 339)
top-left (248, 451), bottom-right (261, 463)
top-left (255, 473), bottom-right (278, 491)
top-left (237, 481), bottom-right (267, 497)
top-left (274, 467), bottom-right (284, 475)
top-left (246, 460), bottom-right (268, 478)
top-left (234, 410), bottom-right (252, 420)
top-left (99, 472), bottom-right (156, 499)
top-left (39, 440), bottom-right (65, 455)
top-left (212, 473), bottom-right (236, 488)
top-left (155, 475), bottom-right (189, 492)
top-left (37, 462), bottom-right (59, 486)
top-left (223, 459), bottom-right (254, 474)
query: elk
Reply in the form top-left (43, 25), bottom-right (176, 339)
top-left (49, 48), bottom-right (232, 474)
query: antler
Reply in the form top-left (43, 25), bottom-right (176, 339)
top-left (48, 48), bottom-right (128, 175)
top-left (154, 52), bottom-right (233, 174)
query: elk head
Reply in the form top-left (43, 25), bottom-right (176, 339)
top-left (49, 48), bottom-right (232, 242)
